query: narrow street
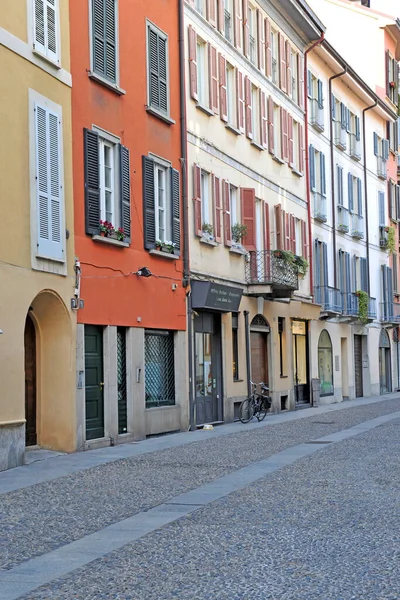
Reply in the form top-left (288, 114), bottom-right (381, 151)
top-left (0, 395), bottom-right (399, 600)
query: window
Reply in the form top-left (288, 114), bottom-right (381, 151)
top-left (292, 120), bottom-right (300, 171)
top-left (33, 0), bottom-right (60, 64)
top-left (145, 331), bottom-right (175, 408)
top-left (232, 313), bottom-right (239, 380)
top-left (195, 0), bottom-right (206, 16)
top-left (374, 132), bottom-right (389, 179)
top-left (84, 128), bottom-right (131, 241)
top-left (278, 317), bottom-right (287, 376)
top-left (308, 70), bottom-right (324, 132)
top-left (251, 85), bottom-right (260, 145)
top-left (295, 219), bottom-right (302, 256)
top-left (386, 51), bottom-right (399, 106)
top-left (309, 146), bottom-right (327, 221)
top-left (225, 0), bottom-right (233, 42)
top-left (230, 185), bottom-right (239, 230)
top-left (147, 22), bottom-right (169, 117)
top-left (197, 38), bottom-right (209, 108)
top-left (248, 4), bottom-right (257, 65)
top-left (273, 103), bottom-right (281, 158)
top-left (142, 156), bottom-right (180, 250)
top-left (349, 112), bottom-right (361, 160)
top-left (393, 253), bottom-right (398, 293)
top-left (200, 171), bottom-right (213, 230)
top-left (336, 165), bottom-right (349, 233)
top-left (290, 49), bottom-right (298, 104)
top-left (91, 0), bottom-right (117, 83)
top-left (226, 63), bottom-right (237, 126)
top-left (318, 330), bottom-right (333, 396)
top-left (387, 120), bottom-right (398, 154)
top-left (271, 30), bottom-right (278, 85)
top-left (388, 179), bottom-right (398, 221)
top-left (348, 173), bottom-right (363, 239)
top-left (332, 97), bottom-right (347, 150)
top-left (34, 101), bottom-right (64, 261)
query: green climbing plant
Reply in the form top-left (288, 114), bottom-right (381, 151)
top-left (386, 226), bottom-right (396, 256)
top-left (356, 290), bottom-right (369, 325)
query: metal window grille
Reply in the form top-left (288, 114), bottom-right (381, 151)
top-left (145, 331), bottom-right (175, 408)
top-left (117, 328), bottom-right (128, 434)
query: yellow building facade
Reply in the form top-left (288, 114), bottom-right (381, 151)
top-left (0, 0), bottom-right (76, 470)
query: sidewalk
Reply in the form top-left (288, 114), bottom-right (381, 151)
top-left (1, 392), bottom-right (398, 495)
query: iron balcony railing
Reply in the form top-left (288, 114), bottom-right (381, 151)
top-left (334, 121), bottom-right (347, 150)
top-left (342, 293), bottom-right (376, 319)
top-left (380, 301), bottom-right (400, 323)
top-left (350, 213), bottom-right (364, 239)
top-left (379, 226), bottom-right (389, 249)
top-left (245, 250), bottom-right (299, 290)
top-left (313, 192), bottom-right (327, 222)
top-left (310, 99), bottom-right (324, 132)
top-left (377, 157), bottom-right (387, 180)
top-left (314, 286), bottom-right (342, 313)
top-left (349, 133), bottom-right (361, 161)
top-left (337, 205), bottom-right (349, 233)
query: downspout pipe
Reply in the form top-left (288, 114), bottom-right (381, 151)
top-left (244, 311), bottom-right (251, 398)
top-left (328, 67), bottom-right (347, 289)
top-left (179, 0), bottom-right (195, 429)
top-left (304, 33), bottom-right (325, 301)
top-left (362, 99), bottom-right (378, 296)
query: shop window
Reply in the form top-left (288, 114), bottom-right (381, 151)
top-left (145, 331), bottom-right (175, 407)
top-left (318, 329), bottom-right (333, 396)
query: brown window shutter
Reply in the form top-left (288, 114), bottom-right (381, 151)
top-left (188, 26), bottom-right (198, 101)
top-left (301, 219), bottom-right (308, 259)
top-left (260, 90), bottom-right (267, 149)
top-left (237, 69), bottom-right (245, 133)
top-left (288, 114), bottom-right (294, 167)
top-left (206, 0), bottom-right (217, 27)
top-left (299, 124), bottom-right (304, 174)
top-left (290, 214), bottom-right (296, 253)
top-left (234, 0), bottom-right (242, 49)
top-left (240, 188), bottom-right (256, 250)
top-left (213, 174), bottom-right (222, 242)
top-left (298, 54), bottom-right (304, 109)
top-left (264, 202), bottom-right (270, 250)
top-left (281, 108), bottom-right (288, 161)
top-left (193, 164), bottom-right (202, 236)
top-left (245, 76), bottom-right (253, 139)
top-left (257, 9), bottom-right (264, 72)
top-left (208, 44), bottom-right (219, 113)
top-left (222, 180), bottom-right (232, 246)
top-left (265, 18), bottom-right (272, 78)
top-left (275, 204), bottom-right (282, 249)
top-left (279, 33), bottom-right (286, 92)
top-left (284, 210), bottom-right (290, 250)
top-left (218, 0), bottom-right (225, 34)
top-left (268, 96), bottom-right (274, 155)
top-left (286, 41), bottom-right (292, 97)
top-left (219, 54), bottom-right (228, 122)
top-left (243, 0), bottom-right (249, 58)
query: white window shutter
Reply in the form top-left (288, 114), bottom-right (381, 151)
top-left (35, 103), bottom-right (64, 260)
top-left (34, 0), bottom-right (46, 55)
top-left (34, 0), bottom-right (59, 63)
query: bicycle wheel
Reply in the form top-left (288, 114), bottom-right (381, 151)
top-left (256, 396), bottom-right (268, 421)
top-left (239, 398), bottom-right (254, 423)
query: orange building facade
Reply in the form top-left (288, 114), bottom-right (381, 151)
top-left (70, 0), bottom-right (188, 447)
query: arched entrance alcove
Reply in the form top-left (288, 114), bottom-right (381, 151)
top-left (250, 314), bottom-right (270, 387)
top-left (318, 329), bottom-right (334, 396)
top-left (25, 290), bottom-right (75, 451)
top-left (379, 329), bottom-right (391, 394)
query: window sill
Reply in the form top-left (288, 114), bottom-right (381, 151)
top-left (229, 245), bottom-right (247, 255)
top-left (292, 167), bottom-right (303, 177)
top-left (272, 154), bottom-right (285, 165)
top-left (199, 236), bottom-right (218, 247)
top-left (146, 106), bottom-right (175, 125)
top-left (225, 123), bottom-right (241, 135)
top-left (250, 140), bottom-right (265, 151)
top-left (149, 249), bottom-right (179, 260)
top-left (391, 218), bottom-right (399, 225)
top-left (233, 379), bottom-right (244, 383)
top-left (196, 103), bottom-right (215, 117)
top-left (280, 375), bottom-right (288, 379)
top-left (32, 47), bottom-right (61, 69)
top-left (92, 235), bottom-right (129, 247)
top-left (88, 71), bottom-right (126, 95)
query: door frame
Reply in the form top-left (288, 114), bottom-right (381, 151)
top-left (292, 320), bottom-right (310, 404)
top-left (24, 313), bottom-right (37, 446)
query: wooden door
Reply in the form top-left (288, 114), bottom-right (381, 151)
top-left (24, 315), bottom-right (37, 446)
top-left (85, 325), bottom-right (104, 440)
top-left (250, 332), bottom-right (268, 385)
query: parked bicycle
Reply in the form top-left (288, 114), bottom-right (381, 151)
top-left (238, 381), bottom-right (272, 423)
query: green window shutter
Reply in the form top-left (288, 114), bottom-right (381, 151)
top-left (378, 191), bottom-right (385, 226)
top-left (355, 116), bottom-right (360, 141)
top-left (357, 178), bottom-right (362, 216)
top-left (331, 94), bottom-right (336, 121)
top-left (317, 79), bottom-right (323, 108)
top-left (148, 26), bottom-right (168, 114)
top-left (84, 128), bottom-right (100, 236)
top-left (143, 156), bottom-right (156, 249)
top-left (119, 144), bottom-right (131, 242)
top-left (320, 152), bottom-right (326, 197)
top-left (93, 0), bottom-right (116, 82)
top-left (170, 168), bottom-right (181, 252)
top-left (35, 103), bottom-right (64, 260)
top-left (382, 139), bottom-right (389, 160)
top-left (373, 132), bottom-right (378, 156)
top-left (309, 145), bottom-right (315, 191)
top-left (348, 172), bottom-right (353, 212)
top-left (337, 165), bottom-right (343, 205)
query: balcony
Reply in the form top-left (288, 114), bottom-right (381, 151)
top-left (334, 121), bottom-right (347, 150)
top-left (349, 133), bottom-right (361, 161)
top-left (379, 226), bottom-right (389, 249)
top-left (245, 250), bottom-right (299, 298)
top-left (377, 157), bottom-right (387, 180)
top-left (310, 99), bottom-right (324, 132)
top-left (380, 301), bottom-right (400, 324)
top-left (350, 213), bottom-right (364, 239)
top-left (341, 293), bottom-right (376, 322)
top-left (313, 192), bottom-right (327, 222)
top-left (314, 286), bottom-right (342, 315)
top-left (337, 205), bottom-right (349, 233)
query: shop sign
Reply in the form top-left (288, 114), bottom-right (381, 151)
top-left (191, 281), bottom-right (243, 312)
top-left (292, 320), bottom-right (306, 335)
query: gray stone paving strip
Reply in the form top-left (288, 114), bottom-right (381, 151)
top-left (0, 394), bottom-right (397, 496)
top-left (1, 410), bottom-right (399, 600)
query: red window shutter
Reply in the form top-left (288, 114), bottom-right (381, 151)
top-left (193, 164), bottom-right (202, 237)
top-left (240, 188), bottom-right (256, 250)
top-left (218, 0), bottom-right (225, 34)
top-left (279, 33), bottom-right (286, 92)
top-left (245, 76), bottom-right (252, 139)
top-left (243, 0), bottom-right (249, 58)
top-left (234, 0), bottom-right (242, 49)
top-left (275, 204), bottom-right (282, 249)
top-left (284, 210), bottom-right (290, 250)
top-left (213, 175), bottom-right (222, 242)
top-left (208, 44), bottom-right (219, 113)
top-left (257, 10), bottom-right (264, 72)
top-left (222, 179), bottom-right (232, 246)
top-left (265, 18), bottom-right (272, 78)
top-left (188, 26), bottom-right (198, 101)
top-left (268, 96), bottom-right (274, 155)
top-left (301, 219), bottom-right (308, 259)
top-left (290, 214), bottom-right (296, 253)
top-left (299, 124), bottom-right (304, 173)
top-left (281, 108), bottom-right (288, 161)
top-left (298, 53), bottom-right (304, 109)
top-left (260, 90), bottom-right (267, 149)
top-left (288, 114), bottom-right (294, 167)
top-left (237, 69), bottom-right (245, 133)
top-left (207, 0), bottom-right (217, 27)
top-left (219, 54), bottom-right (228, 122)
top-left (286, 41), bottom-right (292, 97)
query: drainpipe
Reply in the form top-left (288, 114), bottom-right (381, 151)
top-left (304, 33), bottom-right (324, 301)
top-left (329, 67), bottom-right (347, 289)
top-left (179, 0), bottom-right (195, 429)
top-left (362, 99), bottom-right (378, 296)
top-left (244, 311), bottom-right (251, 397)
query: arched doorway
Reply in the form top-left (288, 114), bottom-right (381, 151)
top-left (379, 329), bottom-right (391, 394)
top-left (24, 314), bottom-right (37, 446)
top-left (250, 314), bottom-right (270, 386)
top-left (318, 329), bottom-right (334, 396)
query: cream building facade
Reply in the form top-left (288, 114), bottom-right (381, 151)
top-left (0, 0), bottom-right (76, 470)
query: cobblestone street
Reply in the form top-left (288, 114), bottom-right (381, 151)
top-left (1, 395), bottom-right (399, 600)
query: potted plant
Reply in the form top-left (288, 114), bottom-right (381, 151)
top-left (155, 240), bottom-right (176, 253)
top-left (231, 223), bottom-right (248, 245)
top-left (293, 255), bottom-right (309, 278)
top-left (390, 81), bottom-right (397, 89)
top-left (272, 249), bottom-right (295, 263)
top-left (116, 227), bottom-right (125, 242)
top-left (355, 290), bottom-right (369, 325)
top-left (99, 221), bottom-right (115, 237)
top-left (201, 223), bottom-right (214, 240)
top-left (337, 223), bottom-right (349, 234)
